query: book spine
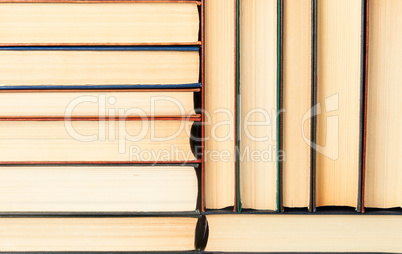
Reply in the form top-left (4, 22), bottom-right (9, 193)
top-left (277, 0), bottom-right (284, 213)
top-left (0, 211), bottom-right (202, 217)
top-left (0, 161), bottom-right (203, 166)
top-left (194, 215), bottom-right (208, 251)
top-left (0, 88), bottom-right (201, 93)
top-left (361, 0), bottom-right (369, 214)
top-left (0, 0), bottom-right (202, 5)
top-left (309, 0), bottom-right (317, 213)
top-left (0, 116), bottom-right (202, 121)
top-left (234, 0), bottom-right (239, 213)
top-left (0, 84), bottom-right (203, 90)
top-left (0, 42), bottom-right (203, 47)
top-left (0, 46), bottom-right (200, 51)
top-left (200, 0), bottom-right (206, 212)
top-left (356, 0), bottom-right (367, 214)
top-left (235, 0), bottom-right (241, 213)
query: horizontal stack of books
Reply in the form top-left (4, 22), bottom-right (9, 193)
top-left (0, 0), bottom-right (204, 252)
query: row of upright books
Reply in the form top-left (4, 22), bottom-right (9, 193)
top-left (203, 1), bottom-right (402, 252)
top-left (204, 0), bottom-right (402, 214)
top-left (0, 0), bottom-right (400, 253)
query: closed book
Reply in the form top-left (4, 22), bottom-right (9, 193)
top-left (282, 0), bottom-right (312, 210)
top-left (0, 120), bottom-right (198, 163)
top-left (314, 0), bottom-right (365, 211)
top-left (0, 89), bottom-right (198, 118)
top-left (0, 2), bottom-right (200, 45)
top-left (0, 217), bottom-right (199, 252)
top-left (205, 214), bottom-right (402, 253)
top-left (204, 0), bottom-right (236, 210)
top-left (364, 0), bottom-right (402, 210)
top-left (238, 0), bottom-right (279, 211)
top-left (0, 166), bottom-right (198, 213)
top-left (0, 47), bottom-right (200, 89)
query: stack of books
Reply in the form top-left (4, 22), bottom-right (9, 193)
top-left (0, 0), bottom-right (204, 252)
top-left (0, 0), bottom-right (400, 253)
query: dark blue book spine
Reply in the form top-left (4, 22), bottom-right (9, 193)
top-left (0, 83), bottom-right (202, 90)
top-left (0, 46), bottom-right (200, 51)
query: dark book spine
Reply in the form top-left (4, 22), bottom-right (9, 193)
top-left (309, 0), bottom-right (317, 213)
top-left (356, 0), bottom-right (367, 213)
top-left (235, 0), bottom-right (241, 213)
top-left (200, 0), bottom-right (206, 212)
top-left (195, 215), bottom-right (208, 251)
top-left (361, 0), bottom-right (369, 214)
top-left (233, 0), bottom-right (238, 213)
top-left (0, 0), bottom-right (202, 5)
top-left (278, 0), bottom-right (284, 213)
top-left (0, 84), bottom-right (202, 90)
top-left (0, 46), bottom-right (200, 51)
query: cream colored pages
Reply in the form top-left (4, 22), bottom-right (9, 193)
top-left (0, 91), bottom-right (195, 117)
top-left (205, 0), bottom-right (236, 209)
top-left (0, 217), bottom-right (197, 251)
top-left (365, 0), bottom-right (402, 208)
top-left (239, 0), bottom-right (277, 210)
top-left (0, 3), bottom-right (199, 44)
top-left (282, 0), bottom-right (311, 208)
top-left (316, 0), bottom-right (361, 207)
top-left (0, 120), bottom-right (195, 162)
top-left (206, 214), bottom-right (402, 253)
top-left (0, 51), bottom-right (199, 86)
top-left (0, 166), bottom-right (197, 212)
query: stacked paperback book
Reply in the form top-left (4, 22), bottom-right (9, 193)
top-left (0, 0), bottom-right (401, 253)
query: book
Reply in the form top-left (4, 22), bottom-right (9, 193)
top-left (282, 0), bottom-right (312, 209)
top-left (0, 217), bottom-right (198, 252)
top-left (0, 47), bottom-right (200, 88)
top-left (205, 214), bottom-right (402, 252)
top-left (0, 166), bottom-right (198, 212)
top-left (364, 0), bottom-right (402, 209)
top-left (204, 0), bottom-right (236, 210)
top-left (315, 0), bottom-right (364, 210)
top-left (0, 120), bottom-right (197, 162)
top-left (239, 0), bottom-right (278, 211)
top-left (0, 2), bottom-right (200, 45)
top-left (0, 89), bottom-right (198, 117)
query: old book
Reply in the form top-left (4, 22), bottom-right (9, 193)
top-left (0, 166), bottom-right (198, 212)
top-left (364, 0), bottom-right (402, 209)
top-left (0, 120), bottom-right (197, 162)
top-left (0, 48), bottom-right (200, 88)
top-left (0, 217), bottom-right (198, 252)
top-left (205, 214), bottom-right (402, 252)
top-left (315, 0), bottom-right (364, 209)
top-left (239, 0), bottom-right (278, 211)
top-left (282, 0), bottom-right (311, 209)
top-left (204, 0), bottom-right (236, 210)
top-left (0, 2), bottom-right (199, 45)
top-left (0, 90), bottom-right (197, 117)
